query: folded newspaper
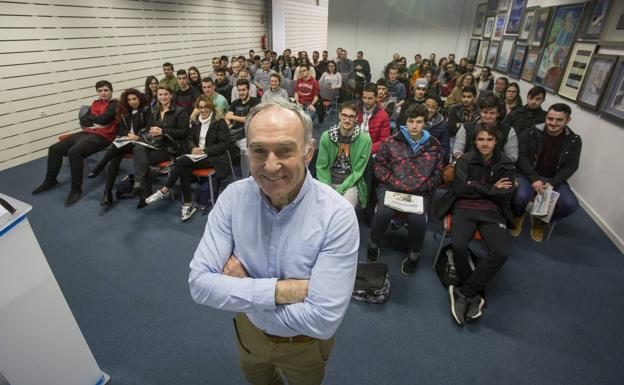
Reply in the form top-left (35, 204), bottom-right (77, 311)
top-left (178, 153), bottom-right (207, 162)
top-left (530, 185), bottom-right (560, 223)
top-left (113, 139), bottom-right (158, 150)
top-left (384, 191), bottom-right (424, 214)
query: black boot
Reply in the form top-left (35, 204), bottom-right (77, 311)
top-left (87, 163), bottom-right (104, 178)
top-left (100, 189), bottom-right (113, 207)
top-left (32, 179), bottom-right (59, 194)
top-left (64, 189), bottom-right (84, 207)
top-left (136, 189), bottom-right (149, 209)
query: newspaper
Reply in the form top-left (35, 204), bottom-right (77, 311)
top-left (383, 191), bottom-right (424, 214)
top-left (530, 185), bottom-right (560, 223)
top-left (112, 138), bottom-right (158, 150)
top-left (178, 153), bottom-right (207, 162)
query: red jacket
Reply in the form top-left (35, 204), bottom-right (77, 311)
top-left (357, 103), bottom-right (390, 154)
top-left (80, 98), bottom-right (119, 141)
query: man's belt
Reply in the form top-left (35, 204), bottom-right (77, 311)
top-left (263, 332), bottom-right (317, 344)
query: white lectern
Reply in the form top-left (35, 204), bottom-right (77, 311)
top-left (0, 194), bottom-right (109, 385)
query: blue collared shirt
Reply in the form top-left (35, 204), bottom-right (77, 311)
top-left (189, 171), bottom-right (359, 340)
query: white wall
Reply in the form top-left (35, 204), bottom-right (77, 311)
top-left (272, 0), bottom-right (328, 54)
top-left (0, 0), bottom-right (267, 171)
top-left (327, 0), bottom-right (482, 79)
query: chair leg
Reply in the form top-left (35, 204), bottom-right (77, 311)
top-left (432, 228), bottom-right (449, 269)
top-left (545, 221), bottom-right (556, 242)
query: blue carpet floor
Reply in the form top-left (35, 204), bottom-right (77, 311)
top-left (1, 134), bottom-right (623, 385)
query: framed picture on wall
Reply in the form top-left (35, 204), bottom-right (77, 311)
top-left (468, 38), bottom-right (481, 63)
top-left (579, 0), bottom-right (613, 40)
top-left (497, 0), bottom-right (510, 13)
top-left (600, 0), bottom-right (624, 44)
top-left (476, 40), bottom-right (490, 67)
top-left (505, 0), bottom-right (527, 35)
top-left (493, 14), bottom-right (507, 41)
top-left (577, 54), bottom-right (618, 110)
top-left (529, 7), bottom-right (553, 47)
top-left (495, 36), bottom-right (516, 73)
top-left (521, 47), bottom-right (542, 82)
top-left (599, 57), bottom-right (624, 122)
top-left (486, 41), bottom-right (500, 68)
top-left (533, 3), bottom-right (587, 93)
top-left (473, 3), bottom-right (488, 36)
top-left (484, 16), bottom-right (496, 38)
top-left (519, 7), bottom-right (538, 41)
top-left (487, 0), bottom-right (498, 14)
top-left (558, 42), bottom-right (598, 100)
top-left (509, 44), bottom-right (528, 78)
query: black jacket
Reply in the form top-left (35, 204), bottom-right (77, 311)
top-left (447, 104), bottom-right (480, 136)
top-left (119, 107), bottom-right (148, 137)
top-left (517, 124), bottom-right (581, 188)
top-left (436, 150), bottom-right (516, 227)
top-left (503, 105), bottom-right (546, 137)
top-left (145, 104), bottom-right (190, 155)
top-left (397, 97), bottom-right (425, 127)
top-left (188, 118), bottom-right (232, 179)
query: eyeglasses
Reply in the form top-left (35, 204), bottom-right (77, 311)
top-left (198, 105), bottom-right (210, 110)
top-left (340, 113), bottom-right (357, 121)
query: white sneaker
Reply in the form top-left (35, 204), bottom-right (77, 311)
top-left (181, 204), bottom-right (198, 222)
top-left (145, 189), bottom-right (170, 204)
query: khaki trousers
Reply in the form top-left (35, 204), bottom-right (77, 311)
top-left (233, 313), bottom-right (335, 385)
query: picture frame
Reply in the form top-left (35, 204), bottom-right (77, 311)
top-left (577, 54), bottom-right (617, 110)
top-left (533, 3), bottom-right (587, 93)
top-left (476, 40), bottom-right (490, 67)
top-left (579, 0), bottom-right (613, 40)
top-left (486, 41), bottom-right (500, 68)
top-left (495, 36), bottom-right (516, 73)
top-left (509, 44), bottom-right (528, 78)
top-left (473, 3), bottom-right (488, 37)
top-left (493, 13), bottom-right (507, 41)
top-left (558, 42), bottom-right (598, 101)
top-left (505, 0), bottom-right (527, 35)
top-left (497, 0), bottom-right (510, 13)
top-left (529, 7), bottom-right (553, 47)
top-left (519, 7), bottom-right (538, 41)
top-left (484, 16), bottom-right (496, 39)
top-left (598, 56), bottom-right (624, 122)
top-left (487, 0), bottom-right (498, 14)
top-left (468, 38), bottom-right (481, 63)
top-left (600, 0), bottom-right (624, 44)
top-left (521, 47), bottom-right (542, 82)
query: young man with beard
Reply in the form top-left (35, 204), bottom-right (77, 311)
top-left (316, 101), bottom-right (372, 208)
top-left (294, 65), bottom-right (320, 123)
top-left (511, 103), bottom-right (581, 241)
top-left (503, 86), bottom-right (547, 137)
top-left (190, 77), bottom-right (228, 120)
top-left (452, 94), bottom-right (518, 162)
top-left (423, 94), bottom-right (450, 164)
top-left (386, 66), bottom-right (406, 109)
top-left (231, 69), bottom-right (258, 102)
top-left (447, 85), bottom-right (480, 139)
top-left (159, 62), bottom-right (178, 91)
top-left (367, 104), bottom-right (444, 274)
top-left (376, 79), bottom-right (397, 120)
top-left (436, 125), bottom-right (515, 326)
top-left (214, 68), bottom-right (233, 104)
top-left (254, 58), bottom-right (276, 92)
top-left (357, 83), bottom-right (391, 155)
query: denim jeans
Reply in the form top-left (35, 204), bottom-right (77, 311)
top-left (512, 175), bottom-right (580, 221)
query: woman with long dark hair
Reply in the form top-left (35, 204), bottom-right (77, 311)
top-left (88, 88), bottom-right (148, 207)
top-left (144, 76), bottom-right (159, 110)
top-left (188, 66), bottom-right (202, 91)
top-left (276, 56), bottom-right (292, 80)
top-left (145, 95), bottom-right (231, 221)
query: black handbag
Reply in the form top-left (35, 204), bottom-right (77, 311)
top-left (352, 262), bottom-right (390, 304)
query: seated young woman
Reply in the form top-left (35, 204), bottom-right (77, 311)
top-left (145, 95), bottom-right (232, 221)
top-left (88, 88), bottom-right (149, 207)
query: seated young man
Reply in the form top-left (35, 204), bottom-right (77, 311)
top-left (225, 79), bottom-right (260, 177)
top-left (357, 82), bottom-right (391, 155)
top-left (368, 105), bottom-right (444, 274)
top-left (32, 80), bottom-right (118, 206)
top-left (260, 73), bottom-right (289, 102)
top-left (436, 124), bottom-right (516, 326)
top-left (423, 94), bottom-right (450, 164)
top-left (452, 94), bottom-right (518, 162)
top-left (503, 85), bottom-right (547, 137)
top-left (447, 85), bottom-right (480, 140)
top-left (376, 78), bottom-right (397, 122)
top-left (511, 103), bottom-right (581, 241)
top-left (316, 101), bottom-right (372, 208)
top-left (397, 78), bottom-right (428, 127)
top-left (174, 69), bottom-right (201, 116)
top-left (294, 64), bottom-right (320, 122)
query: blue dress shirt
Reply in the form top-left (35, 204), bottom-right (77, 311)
top-left (189, 171), bottom-right (359, 340)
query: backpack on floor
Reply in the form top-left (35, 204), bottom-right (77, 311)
top-left (115, 174), bottom-right (135, 199)
top-left (352, 262), bottom-right (390, 304)
top-left (435, 244), bottom-right (477, 288)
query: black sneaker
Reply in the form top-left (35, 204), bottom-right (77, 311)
top-left (465, 294), bottom-right (486, 321)
top-left (32, 180), bottom-right (59, 194)
top-left (64, 189), bottom-right (84, 206)
top-left (367, 243), bottom-right (379, 262)
top-left (449, 285), bottom-right (468, 326)
top-left (400, 255), bottom-right (419, 275)
top-left (87, 165), bottom-right (103, 179)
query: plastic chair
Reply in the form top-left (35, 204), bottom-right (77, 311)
top-left (432, 214), bottom-right (481, 269)
top-left (191, 167), bottom-right (216, 209)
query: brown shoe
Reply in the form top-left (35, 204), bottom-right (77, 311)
top-left (530, 216), bottom-right (545, 242)
top-left (509, 215), bottom-right (525, 237)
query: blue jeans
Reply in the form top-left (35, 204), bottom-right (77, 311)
top-left (512, 175), bottom-right (579, 221)
top-left (302, 104), bottom-right (318, 125)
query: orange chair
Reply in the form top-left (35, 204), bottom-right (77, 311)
top-left (432, 214), bottom-right (481, 269)
top-left (191, 167), bottom-right (216, 208)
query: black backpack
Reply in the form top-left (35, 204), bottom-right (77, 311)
top-left (434, 244), bottom-right (477, 288)
top-left (352, 262), bottom-right (390, 304)
top-left (115, 174), bottom-right (135, 199)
